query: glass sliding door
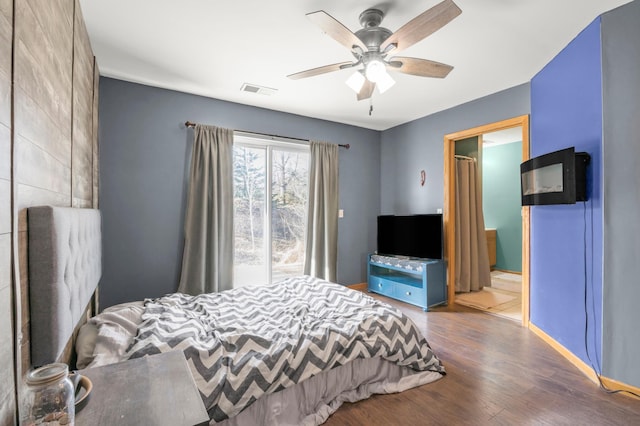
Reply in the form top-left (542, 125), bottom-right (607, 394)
top-left (233, 137), bottom-right (309, 287)
top-left (271, 149), bottom-right (309, 282)
top-left (233, 144), bottom-right (267, 286)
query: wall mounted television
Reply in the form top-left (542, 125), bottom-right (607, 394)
top-left (520, 147), bottom-right (590, 206)
top-left (377, 214), bottom-right (443, 260)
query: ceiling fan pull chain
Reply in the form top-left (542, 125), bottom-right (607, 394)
top-left (369, 97), bottom-right (373, 116)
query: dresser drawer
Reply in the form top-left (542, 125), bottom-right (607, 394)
top-left (368, 275), bottom-right (394, 297)
top-left (368, 255), bottom-right (446, 312)
top-left (393, 282), bottom-right (426, 308)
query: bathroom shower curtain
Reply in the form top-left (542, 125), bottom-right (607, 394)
top-left (455, 156), bottom-right (491, 292)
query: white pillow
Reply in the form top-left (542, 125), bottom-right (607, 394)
top-left (76, 301), bottom-right (145, 369)
top-left (84, 301), bottom-right (145, 369)
top-left (75, 322), bottom-right (98, 369)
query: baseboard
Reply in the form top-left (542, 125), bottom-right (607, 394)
top-left (347, 283), bottom-right (367, 292)
top-left (529, 322), bottom-right (640, 399)
top-left (529, 323), bottom-right (599, 382)
top-left (600, 376), bottom-right (640, 400)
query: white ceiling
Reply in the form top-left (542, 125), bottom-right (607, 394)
top-left (483, 127), bottom-right (523, 147)
top-left (79, 0), bottom-right (631, 131)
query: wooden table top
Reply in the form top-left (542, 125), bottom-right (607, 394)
top-left (77, 350), bottom-right (208, 426)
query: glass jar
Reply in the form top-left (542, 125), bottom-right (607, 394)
top-left (21, 363), bottom-right (75, 426)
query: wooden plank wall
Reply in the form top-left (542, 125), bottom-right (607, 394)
top-left (0, 0), bottom-right (15, 423)
top-left (0, 0), bottom-right (99, 421)
top-left (14, 0), bottom-right (75, 388)
top-left (72, 4), bottom-right (95, 208)
top-left (92, 58), bottom-right (99, 209)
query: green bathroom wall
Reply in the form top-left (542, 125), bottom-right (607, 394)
top-left (455, 136), bottom-right (479, 159)
top-left (482, 141), bottom-right (522, 272)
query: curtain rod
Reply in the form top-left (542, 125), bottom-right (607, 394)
top-left (454, 154), bottom-right (475, 160)
top-left (184, 121), bottom-right (350, 149)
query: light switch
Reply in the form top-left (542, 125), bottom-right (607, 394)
top-left (436, 208), bottom-right (443, 214)
top-left (338, 209), bottom-right (344, 218)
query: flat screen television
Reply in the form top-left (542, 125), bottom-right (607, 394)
top-left (520, 147), bottom-right (590, 206)
top-left (377, 214), bottom-right (443, 259)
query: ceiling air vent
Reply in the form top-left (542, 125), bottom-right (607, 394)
top-left (240, 83), bottom-right (277, 96)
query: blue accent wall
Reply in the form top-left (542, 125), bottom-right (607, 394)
top-left (99, 78), bottom-right (380, 308)
top-left (529, 18), bottom-right (603, 367)
top-left (482, 142), bottom-right (522, 272)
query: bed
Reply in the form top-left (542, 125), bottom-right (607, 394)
top-left (28, 206), bottom-right (446, 425)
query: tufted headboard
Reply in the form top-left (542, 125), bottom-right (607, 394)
top-left (28, 206), bottom-right (102, 367)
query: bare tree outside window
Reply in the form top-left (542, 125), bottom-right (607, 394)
top-left (233, 142), bottom-right (308, 287)
top-left (234, 146), bottom-right (265, 258)
top-left (271, 150), bottom-right (308, 280)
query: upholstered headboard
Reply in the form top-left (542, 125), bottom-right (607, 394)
top-left (28, 206), bottom-right (102, 367)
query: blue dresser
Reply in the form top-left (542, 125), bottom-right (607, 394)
top-left (367, 254), bottom-right (447, 311)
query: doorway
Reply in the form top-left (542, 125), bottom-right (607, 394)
top-left (444, 115), bottom-right (530, 327)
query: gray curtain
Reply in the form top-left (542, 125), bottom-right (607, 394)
top-left (304, 141), bottom-right (339, 282)
top-left (178, 124), bottom-right (234, 295)
top-left (455, 157), bottom-right (491, 292)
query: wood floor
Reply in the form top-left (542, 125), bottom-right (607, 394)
top-left (324, 294), bottom-right (640, 425)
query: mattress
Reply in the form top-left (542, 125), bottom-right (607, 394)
top-left (79, 276), bottom-right (445, 425)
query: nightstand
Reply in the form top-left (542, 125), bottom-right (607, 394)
top-left (76, 350), bottom-right (208, 426)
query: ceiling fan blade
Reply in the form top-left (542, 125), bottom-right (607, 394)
top-left (389, 57), bottom-right (453, 78)
top-left (357, 80), bottom-right (375, 101)
top-left (381, 0), bottom-right (462, 54)
top-left (307, 11), bottom-right (367, 52)
top-left (287, 61), bottom-right (354, 80)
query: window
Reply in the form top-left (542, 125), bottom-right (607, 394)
top-left (233, 135), bottom-right (309, 287)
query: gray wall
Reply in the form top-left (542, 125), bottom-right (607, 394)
top-left (99, 79), bottom-right (529, 310)
top-left (380, 83), bottom-right (530, 214)
top-left (99, 78), bottom-right (380, 308)
top-left (602, 0), bottom-right (640, 387)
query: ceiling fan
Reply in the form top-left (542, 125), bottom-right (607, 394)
top-left (288, 0), bottom-right (462, 101)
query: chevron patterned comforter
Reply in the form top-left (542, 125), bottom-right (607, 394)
top-left (124, 275), bottom-right (445, 422)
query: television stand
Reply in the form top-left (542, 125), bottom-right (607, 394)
top-left (367, 254), bottom-right (447, 311)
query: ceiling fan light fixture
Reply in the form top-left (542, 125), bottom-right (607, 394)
top-left (292, 1), bottom-right (462, 102)
top-left (365, 59), bottom-right (386, 83)
top-left (345, 71), bottom-right (366, 93)
top-left (376, 71), bottom-right (396, 94)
